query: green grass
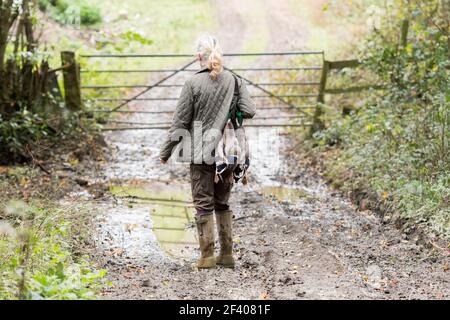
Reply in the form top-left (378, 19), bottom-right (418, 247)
top-left (289, 0), bottom-right (380, 59)
top-left (84, 0), bottom-right (215, 55)
top-left (0, 199), bottom-right (108, 300)
top-left (233, 0), bottom-right (270, 66)
top-left (76, 0), bottom-right (216, 112)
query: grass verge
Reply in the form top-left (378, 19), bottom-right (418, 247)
top-left (0, 197), bottom-right (108, 299)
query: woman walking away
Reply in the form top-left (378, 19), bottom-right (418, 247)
top-left (159, 35), bottom-right (256, 269)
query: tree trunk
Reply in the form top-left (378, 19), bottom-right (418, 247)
top-left (0, 0), bottom-right (15, 72)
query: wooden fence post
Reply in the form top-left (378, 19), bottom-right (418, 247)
top-left (310, 59), bottom-right (329, 136)
top-left (400, 19), bottom-right (409, 47)
top-left (61, 51), bottom-right (82, 112)
top-left (445, 0), bottom-right (450, 60)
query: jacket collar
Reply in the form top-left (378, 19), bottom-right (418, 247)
top-left (195, 67), bottom-right (210, 74)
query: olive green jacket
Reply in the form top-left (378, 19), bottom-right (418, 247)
top-left (159, 68), bottom-right (256, 163)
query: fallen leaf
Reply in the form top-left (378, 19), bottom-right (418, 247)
top-left (259, 292), bottom-right (270, 300)
top-left (20, 176), bottom-right (29, 187)
top-left (0, 166), bottom-right (9, 174)
top-left (112, 248), bottom-right (125, 257)
top-left (69, 158), bottom-right (79, 167)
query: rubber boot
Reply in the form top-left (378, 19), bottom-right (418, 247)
top-left (215, 210), bottom-right (235, 268)
top-left (195, 214), bottom-right (216, 269)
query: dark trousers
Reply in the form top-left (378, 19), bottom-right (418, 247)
top-left (190, 163), bottom-right (233, 215)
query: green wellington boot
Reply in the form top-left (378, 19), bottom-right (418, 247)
top-left (215, 210), bottom-right (235, 268)
top-left (195, 214), bottom-right (216, 269)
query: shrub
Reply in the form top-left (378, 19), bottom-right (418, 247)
top-left (0, 111), bottom-right (52, 163)
top-left (311, 0), bottom-right (450, 238)
top-left (38, 0), bottom-right (102, 26)
top-left (0, 200), bottom-right (107, 300)
top-left (79, 3), bottom-right (102, 26)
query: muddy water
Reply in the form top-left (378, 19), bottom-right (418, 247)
top-left (96, 180), bottom-right (198, 263)
top-left (111, 182), bottom-right (196, 254)
top-left (261, 186), bottom-right (308, 202)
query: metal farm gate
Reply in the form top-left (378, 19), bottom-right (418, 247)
top-left (79, 51), bottom-right (326, 130)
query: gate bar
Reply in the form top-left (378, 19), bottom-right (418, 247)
top-left (108, 115), bottom-right (308, 126)
top-left (225, 68), bottom-right (309, 116)
top-left (90, 105), bottom-right (316, 114)
top-left (81, 51), bottom-right (324, 58)
top-left (84, 94), bottom-right (318, 102)
top-left (83, 82), bottom-right (321, 89)
top-left (89, 98), bottom-right (179, 101)
top-left (91, 109), bottom-right (175, 114)
top-left (81, 82), bottom-right (320, 89)
top-left (101, 123), bottom-right (312, 131)
top-left (110, 59), bottom-right (197, 112)
top-left (80, 66), bottom-right (322, 73)
top-left (253, 94), bottom-right (318, 98)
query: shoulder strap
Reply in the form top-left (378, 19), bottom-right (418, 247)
top-left (232, 75), bottom-right (243, 127)
top-left (233, 75), bottom-right (240, 96)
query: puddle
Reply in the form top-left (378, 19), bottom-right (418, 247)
top-left (246, 127), bottom-right (285, 185)
top-left (103, 182), bottom-right (197, 259)
top-left (94, 205), bottom-right (166, 263)
top-left (261, 186), bottom-right (309, 203)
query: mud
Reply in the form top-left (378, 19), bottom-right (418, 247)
top-left (87, 0), bottom-right (448, 300)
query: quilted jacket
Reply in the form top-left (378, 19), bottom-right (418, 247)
top-left (159, 68), bottom-right (256, 163)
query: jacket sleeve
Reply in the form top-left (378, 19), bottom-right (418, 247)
top-left (238, 78), bottom-right (256, 119)
top-left (159, 81), bottom-right (194, 161)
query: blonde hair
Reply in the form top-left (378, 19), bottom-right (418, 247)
top-left (196, 35), bottom-right (223, 80)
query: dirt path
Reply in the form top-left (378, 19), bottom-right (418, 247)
top-left (89, 0), bottom-right (449, 300)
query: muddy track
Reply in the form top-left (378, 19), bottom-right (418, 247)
top-left (90, 0), bottom-right (449, 300)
